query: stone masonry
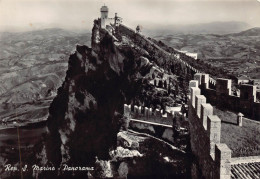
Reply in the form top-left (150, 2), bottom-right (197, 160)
top-left (188, 81), bottom-right (232, 179)
top-left (195, 73), bottom-right (260, 121)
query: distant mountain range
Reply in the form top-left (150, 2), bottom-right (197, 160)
top-left (144, 21), bottom-right (252, 36)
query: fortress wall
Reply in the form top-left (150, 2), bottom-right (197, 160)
top-left (119, 24), bottom-right (173, 67)
top-left (118, 24), bottom-right (219, 90)
top-left (253, 103), bottom-right (260, 121)
top-left (240, 84), bottom-right (256, 102)
top-left (188, 84), bottom-right (232, 179)
top-left (189, 80), bottom-right (198, 92)
top-left (152, 79), bottom-right (169, 89)
top-left (216, 78), bottom-right (231, 96)
top-left (179, 54), bottom-right (216, 87)
top-left (224, 95), bottom-right (241, 111)
top-left (202, 88), bottom-right (217, 105)
top-left (135, 34), bottom-right (170, 66)
top-left (119, 24), bottom-right (165, 52)
top-left (195, 73), bottom-right (260, 121)
top-left (124, 104), bottom-right (175, 143)
top-left (124, 104), bottom-right (173, 126)
top-left (118, 24), bottom-right (136, 38)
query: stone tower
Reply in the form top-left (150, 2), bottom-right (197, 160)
top-left (100, 5), bottom-right (109, 29)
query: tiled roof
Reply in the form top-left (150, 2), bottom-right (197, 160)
top-left (231, 162), bottom-right (260, 179)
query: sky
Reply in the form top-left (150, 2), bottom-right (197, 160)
top-left (0, 0), bottom-right (260, 32)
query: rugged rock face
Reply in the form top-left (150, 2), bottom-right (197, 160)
top-left (42, 19), bottom-right (192, 178)
top-left (0, 20), bottom-right (192, 178)
top-left (45, 20), bottom-right (154, 171)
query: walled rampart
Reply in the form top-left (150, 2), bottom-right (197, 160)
top-left (124, 104), bottom-right (176, 142)
top-left (188, 81), bottom-right (232, 179)
top-left (118, 24), bottom-right (216, 87)
top-left (152, 79), bottom-right (170, 89)
top-left (118, 25), bottom-right (170, 64)
top-left (194, 73), bottom-right (260, 121)
top-left (124, 104), bottom-right (173, 126)
top-left (118, 24), bottom-right (170, 55)
top-left (189, 86), bottom-right (260, 177)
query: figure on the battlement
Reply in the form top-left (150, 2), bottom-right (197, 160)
top-left (136, 25), bottom-right (142, 33)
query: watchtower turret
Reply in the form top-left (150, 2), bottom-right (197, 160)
top-left (99, 5), bottom-right (122, 29)
top-left (100, 5), bottom-right (109, 28)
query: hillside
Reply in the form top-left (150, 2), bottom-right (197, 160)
top-left (153, 27), bottom-right (260, 79)
top-left (0, 29), bottom-right (91, 124)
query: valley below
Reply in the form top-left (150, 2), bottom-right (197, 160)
top-left (0, 29), bottom-right (91, 128)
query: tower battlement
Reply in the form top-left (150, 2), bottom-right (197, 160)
top-left (189, 83), bottom-right (231, 179)
top-left (188, 75), bottom-right (260, 179)
top-left (124, 104), bottom-right (174, 126)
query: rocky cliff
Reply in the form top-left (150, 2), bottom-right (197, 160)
top-left (45, 20), bottom-right (159, 172)
top-left (40, 19), bottom-right (191, 178)
top-left (0, 19), bottom-right (192, 178)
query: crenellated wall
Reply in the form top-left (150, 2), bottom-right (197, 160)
top-left (124, 104), bottom-right (173, 126)
top-left (194, 73), bottom-right (260, 121)
top-left (123, 104), bottom-right (176, 142)
top-left (152, 79), bottom-right (170, 89)
top-left (188, 81), bottom-right (232, 179)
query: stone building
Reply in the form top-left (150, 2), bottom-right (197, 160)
top-left (100, 5), bottom-right (122, 29)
